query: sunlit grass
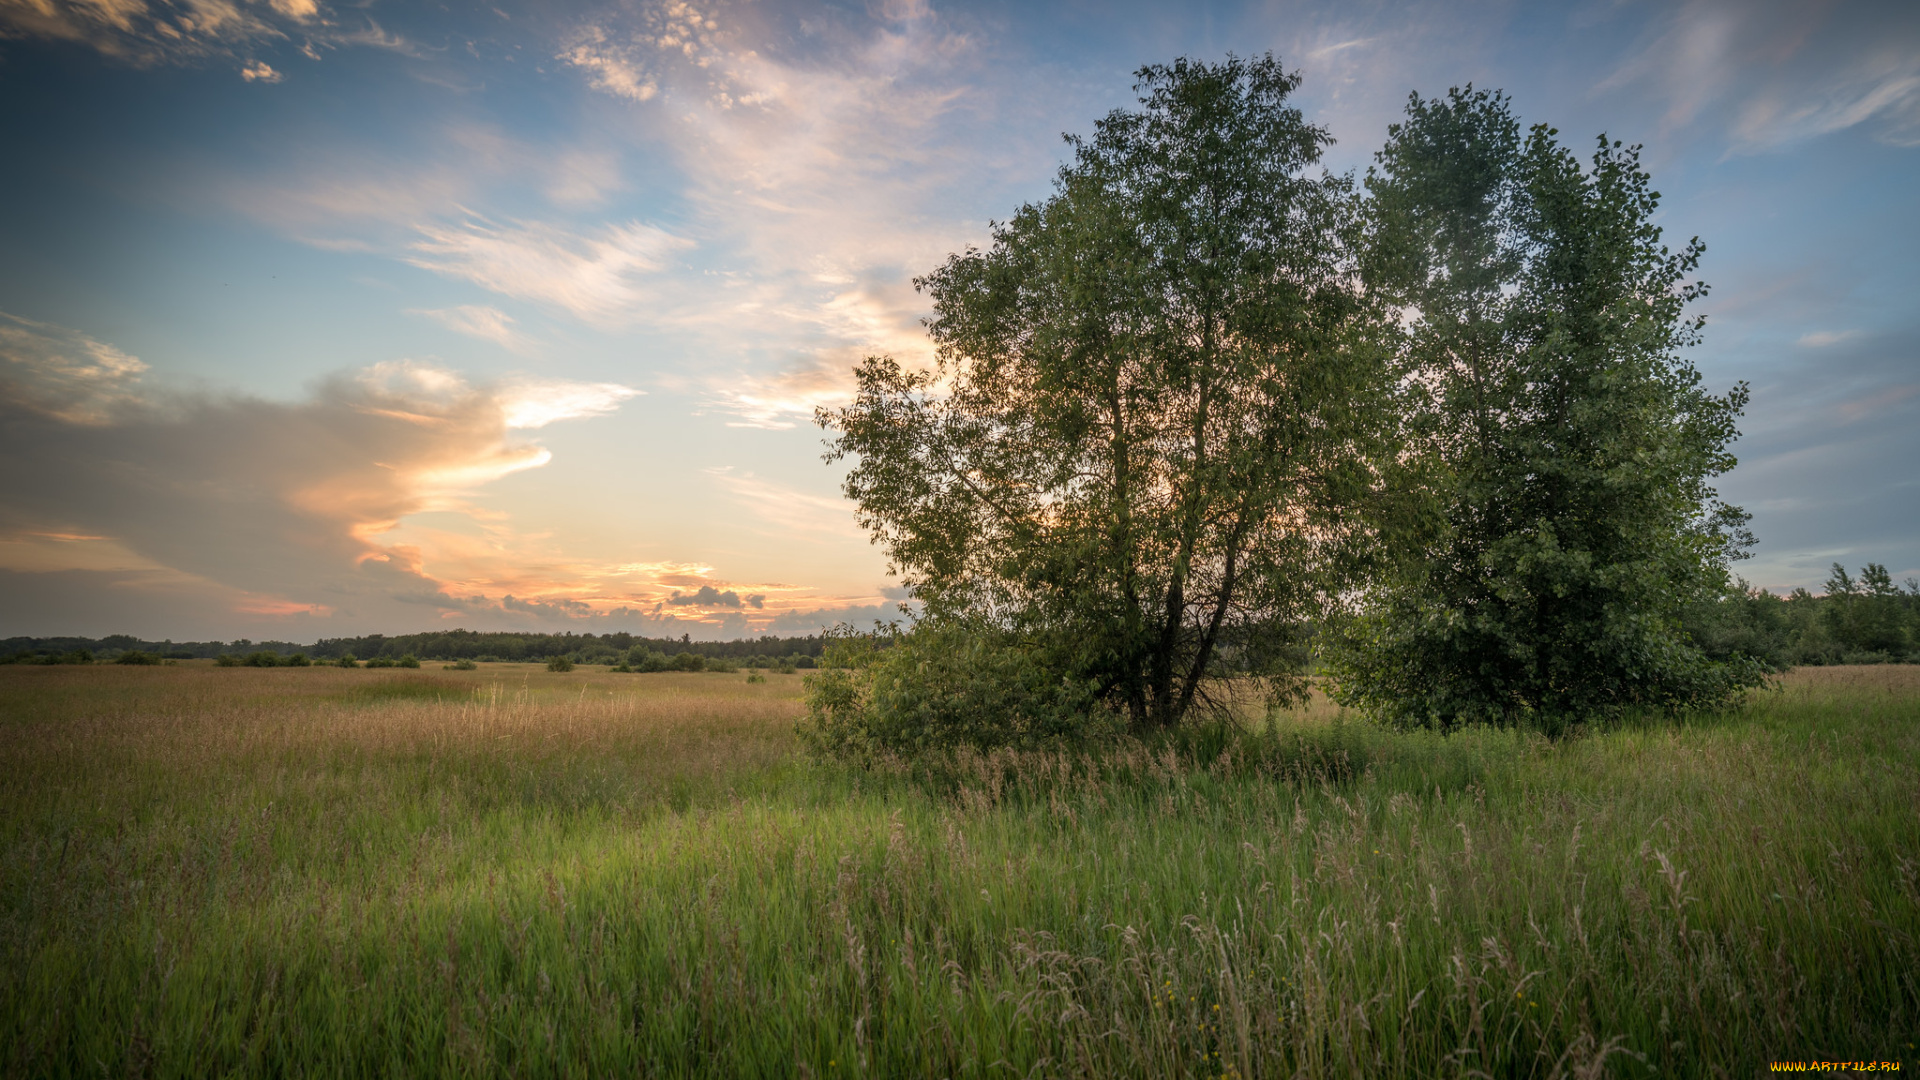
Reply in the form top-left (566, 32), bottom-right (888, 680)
top-left (1, 663), bottom-right (1915, 1077)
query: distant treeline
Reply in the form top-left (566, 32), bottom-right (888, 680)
top-left (1686, 564), bottom-right (1920, 668)
top-left (0, 629), bottom-right (830, 667)
top-left (4, 566), bottom-right (1914, 670)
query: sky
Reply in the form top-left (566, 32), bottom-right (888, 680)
top-left (0, 0), bottom-right (1915, 642)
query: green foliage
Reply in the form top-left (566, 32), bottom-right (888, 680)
top-left (799, 622), bottom-right (1115, 760)
top-left (215, 654), bottom-right (241, 667)
top-left (335, 654), bottom-right (360, 669)
top-left (447, 658), bottom-right (478, 671)
top-left (626, 647), bottom-right (672, 672)
top-left (363, 657), bottom-right (399, 669)
top-left (668, 652), bottom-right (705, 672)
top-left (286, 653), bottom-right (311, 667)
top-left (1325, 87), bottom-right (1766, 729)
top-left (822, 55), bottom-right (1390, 737)
top-left (545, 656), bottom-right (575, 673)
top-left (35, 649), bottom-right (95, 665)
top-left (3, 663), bottom-right (1916, 1076)
top-left (113, 651), bottom-right (160, 666)
top-left (1821, 562), bottom-right (1915, 659)
top-left (397, 654), bottom-right (421, 669)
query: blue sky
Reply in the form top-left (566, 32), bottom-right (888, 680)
top-left (0, 0), bottom-right (1915, 640)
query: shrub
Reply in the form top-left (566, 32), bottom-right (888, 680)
top-left (397, 655), bottom-right (421, 669)
top-left (286, 653), bottom-right (311, 667)
top-left (745, 672), bottom-right (766, 684)
top-left (798, 622), bottom-right (1110, 761)
top-left (216, 654), bottom-right (241, 667)
top-left (39, 649), bottom-right (94, 665)
top-left (447, 658), bottom-right (477, 671)
top-left (364, 657), bottom-right (398, 669)
top-left (668, 652), bottom-right (705, 672)
top-left (705, 657), bottom-right (738, 674)
top-left (631, 650), bottom-right (671, 673)
top-left (114, 651), bottom-right (160, 665)
top-left (336, 655), bottom-right (360, 669)
top-left (546, 656), bottom-right (575, 673)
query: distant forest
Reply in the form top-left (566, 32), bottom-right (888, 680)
top-left (0, 628), bottom-right (830, 667)
top-left (4, 564), bottom-right (1918, 670)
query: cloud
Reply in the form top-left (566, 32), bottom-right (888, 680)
top-left (0, 0), bottom-right (316, 64)
top-left (0, 320), bottom-right (881, 638)
top-left (707, 355), bottom-right (861, 429)
top-left (406, 215), bottom-right (691, 325)
top-left (0, 312), bottom-right (148, 425)
top-left (667, 584), bottom-right (743, 607)
top-left (0, 322), bottom-right (656, 632)
top-left (240, 59), bottom-right (282, 82)
top-left (558, 24), bottom-right (657, 102)
top-left (704, 467), bottom-right (865, 541)
top-left (549, 0), bottom-right (1020, 385)
top-left (759, 602), bottom-right (907, 635)
top-left (1731, 54), bottom-right (1920, 151)
top-left (1798, 329), bottom-right (1860, 348)
top-left (496, 376), bottom-right (641, 429)
top-left (1595, 0), bottom-right (1920, 152)
top-left (1715, 325), bottom-right (1920, 591)
top-left (544, 150), bottom-right (625, 210)
top-left (408, 304), bottom-right (533, 352)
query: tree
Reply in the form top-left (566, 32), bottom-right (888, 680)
top-left (819, 55), bottom-right (1392, 737)
top-left (1822, 562), bottom-right (1913, 658)
top-left (1324, 88), bottom-right (1764, 728)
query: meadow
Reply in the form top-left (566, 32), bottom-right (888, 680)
top-left (1, 662), bottom-right (1915, 1078)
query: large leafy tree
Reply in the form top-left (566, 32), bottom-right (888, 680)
top-left (819, 55), bottom-right (1392, 732)
top-left (1325, 88), bottom-right (1763, 727)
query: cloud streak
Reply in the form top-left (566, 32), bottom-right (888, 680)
top-left (0, 312), bottom-right (148, 425)
top-left (1596, 0), bottom-right (1920, 152)
top-left (406, 215), bottom-right (691, 325)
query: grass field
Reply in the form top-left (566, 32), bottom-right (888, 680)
top-left (2, 662), bottom-right (1916, 1078)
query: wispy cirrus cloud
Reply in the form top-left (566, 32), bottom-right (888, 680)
top-left (406, 215), bottom-right (691, 325)
top-left (706, 356), bottom-right (859, 430)
top-left (408, 304), bottom-right (533, 353)
top-left (553, 0), bottom-right (1011, 412)
top-left (703, 466), bottom-right (865, 541)
top-left (1595, 0), bottom-right (1920, 152)
top-left (1798, 329), bottom-right (1861, 348)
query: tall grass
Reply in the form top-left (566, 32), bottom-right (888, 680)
top-left (1, 663), bottom-right (1915, 1077)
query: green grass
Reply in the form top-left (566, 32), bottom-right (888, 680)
top-left (2, 663), bottom-right (1916, 1077)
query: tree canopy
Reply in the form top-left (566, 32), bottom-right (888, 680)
top-left (813, 66), bottom-right (1770, 753)
top-left (820, 55), bottom-right (1395, 738)
top-left (1322, 87), bottom-right (1764, 727)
